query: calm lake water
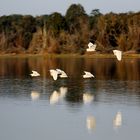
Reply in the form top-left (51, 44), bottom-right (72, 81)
top-left (0, 56), bottom-right (140, 140)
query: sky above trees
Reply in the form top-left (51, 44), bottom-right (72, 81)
top-left (0, 0), bottom-right (139, 16)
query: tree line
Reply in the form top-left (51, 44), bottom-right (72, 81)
top-left (0, 4), bottom-right (140, 54)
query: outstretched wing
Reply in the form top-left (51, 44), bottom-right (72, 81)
top-left (113, 50), bottom-right (122, 61)
top-left (87, 42), bottom-right (96, 51)
top-left (31, 70), bottom-right (40, 76)
top-left (84, 71), bottom-right (94, 77)
top-left (56, 69), bottom-right (62, 74)
top-left (60, 70), bottom-right (68, 78)
top-left (88, 42), bottom-right (94, 48)
top-left (50, 69), bottom-right (58, 80)
top-left (32, 70), bottom-right (38, 74)
top-left (56, 69), bottom-right (68, 78)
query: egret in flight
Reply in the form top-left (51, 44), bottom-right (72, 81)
top-left (86, 42), bottom-right (97, 52)
top-left (49, 69), bottom-right (68, 80)
top-left (30, 70), bottom-right (40, 77)
top-left (113, 50), bottom-right (122, 61)
top-left (83, 71), bottom-right (94, 78)
top-left (49, 69), bottom-right (59, 80)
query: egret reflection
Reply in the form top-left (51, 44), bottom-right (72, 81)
top-left (83, 93), bottom-right (94, 104)
top-left (59, 86), bottom-right (68, 98)
top-left (86, 115), bottom-right (96, 131)
top-left (31, 91), bottom-right (40, 101)
top-left (50, 87), bottom-right (68, 104)
top-left (113, 111), bottom-right (122, 129)
top-left (50, 90), bottom-right (60, 104)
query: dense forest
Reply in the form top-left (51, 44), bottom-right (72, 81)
top-left (0, 4), bottom-right (140, 54)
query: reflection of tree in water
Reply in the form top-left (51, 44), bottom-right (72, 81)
top-left (65, 79), bottom-right (83, 103)
top-left (0, 57), bottom-right (140, 80)
top-left (83, 58), bottom-right (140, 80)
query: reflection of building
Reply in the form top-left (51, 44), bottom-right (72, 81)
top-left (86, 115), bottom-right (96, 130)
top-left (113, 111), bottom-right (122, 128)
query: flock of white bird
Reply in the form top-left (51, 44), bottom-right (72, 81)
top-left (30, 42), bottom-right (122, 131)
top-left (30, 42), bottom-right (122, 79)
top-left (30, 69), bottom-right (94, 80)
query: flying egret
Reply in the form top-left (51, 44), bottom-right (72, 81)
top-left (49, 69), bottom-right (59, 80)
top-left (113, 111), bottom-right (122, 128)
top-left (83, 71), bottom-right (94, 78)
top-left (30, 70), bottom-right (40, 77)
top-left (83, 93), bottom-right (94, 104)
top-left (86, 42), bottom-right (96, 52)
top-left (56, 69), bottom-right (68, 78)
top-left (113, 50), bottom-right (122, 61)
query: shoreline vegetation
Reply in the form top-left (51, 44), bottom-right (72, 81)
top-left (0, 53), bottom-right (140, 59)
top-left (0, 4), bottom-right (140, 56)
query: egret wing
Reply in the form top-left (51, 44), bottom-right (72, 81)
top-left (88, 42), bottom-right (94, 48)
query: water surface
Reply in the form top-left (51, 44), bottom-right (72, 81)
top-left (0, 57), bottom-right (140, 140)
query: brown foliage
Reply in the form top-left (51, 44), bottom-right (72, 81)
top-left (0, 8), bottom-right (140, 54)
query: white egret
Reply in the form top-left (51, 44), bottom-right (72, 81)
top-left (56, 69), bottom-right (68, 78)
top-left (86, 115), bottom-right (96, 130)
top-left (113, 111), bottom-right (122, 128)
top-left (31, 91), bottom-right (40, 101)
top-left (83, 93), bottom-right (94, 104)
top-left (86, 42), bottom-right (96, 52)
top-left (83, 71), bottom-right (94, 78)
top-left (49, 69), bottom-right (68, 80)
top-left (113, 50), bottom-right (122, 61)
top-left (49, 69), bottom-right (59, 80)
top-left (30, 70), bottom-right (40, 77)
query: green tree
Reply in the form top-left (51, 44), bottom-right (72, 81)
top-left (65, 4), bottom-right (87, 33)
top-left (46, 12), bottom-right (67, 36)
top-left (89, 9), bottom-right (102, 29)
